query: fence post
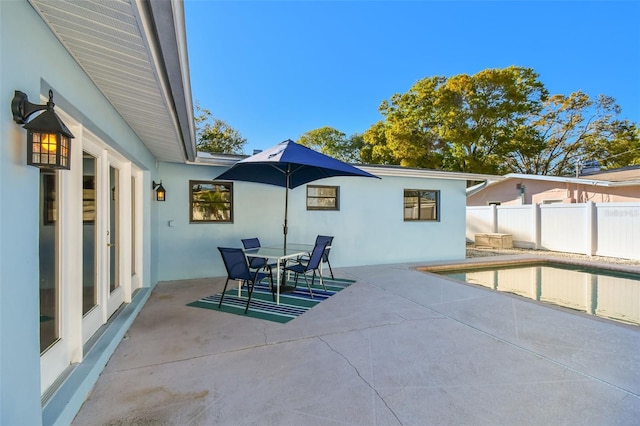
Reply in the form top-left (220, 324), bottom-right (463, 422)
top-left (585, 201), bottom-right (596, 256)
top-left (532, 203), bottom-right (541, 249)
top-left (492, 204), bottom-right (498, 233)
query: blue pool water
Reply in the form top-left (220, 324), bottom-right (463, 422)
top-left (438, 262), bottom-right (640, 326)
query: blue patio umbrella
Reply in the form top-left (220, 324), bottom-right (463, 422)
top-left (214, 139), bottom-right (379, 249)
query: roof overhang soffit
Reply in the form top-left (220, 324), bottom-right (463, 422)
top-left (28, 0), bottom-right (196, 163)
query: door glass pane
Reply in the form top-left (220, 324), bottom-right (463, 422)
top-left (40, 171), bottom-right (58, 352)
top-left (109, 166), bottom-right (119, 292)
top-left (83, 152), bottom-right (98, 315)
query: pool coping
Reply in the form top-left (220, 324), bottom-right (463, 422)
top-left (418, 254), bottom-right (640, 275)
top-left (417, 254), bottom-right (640, 328)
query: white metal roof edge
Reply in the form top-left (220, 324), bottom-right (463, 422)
top-left (466, 181), bottom-right (490, 196)
top-left (188, 151), bottom-right (248, 167)
top-left (136, 0), bottom-right (196, 161)
top-left (191, 155), bottom-right (506, 181)
top-left (357, 165), bottom-right (505, 181)
top-left (501, 173), bottom-right (640, 187)
top-left (189, 157), bottom-right (640, 186)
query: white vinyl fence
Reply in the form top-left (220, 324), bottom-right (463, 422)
top-left (467, 202), bottom-right (640, 260)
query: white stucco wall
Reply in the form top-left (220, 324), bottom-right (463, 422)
top-left (156, 162), bottom-right (468, 281)
top-left (1, 2), bottom-right (160, 424)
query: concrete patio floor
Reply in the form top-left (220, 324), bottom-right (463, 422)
top-left (72, 255), bottom-right (640, 425)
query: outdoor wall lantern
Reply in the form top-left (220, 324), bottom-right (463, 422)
top-left (11, 89), bottom-right (74, 170)
top-left (152, 180), bottom-right (166, 201)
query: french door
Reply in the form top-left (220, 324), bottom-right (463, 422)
top-left (40, 123), bottom-right (143, 394)
top-left (81, 141), bottom-right (135, 342)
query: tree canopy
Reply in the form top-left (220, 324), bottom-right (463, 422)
top-left (297, 126), bottom-right (364, 163)
top-left (359, 66), bottom-right (639, 175)
top-left (194, 102), bottom-right (247, 155)
top-left (504, 92), bottom-right (639, 175)
top-left (362, 66), bottom-right (549, 173)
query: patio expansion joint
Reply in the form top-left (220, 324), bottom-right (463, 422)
top-left (358, 270), bottom-right (640, 400)
top-left (317, 335), bottom-right (403, 426)
top-left (379, 377), bottom-right (595, 392)
top-left (107, 330), bottom-right (401, 376)
top-left (104, 340), bottom-right (298, 375)
top-left (393, 291), bottom-right (640, 401)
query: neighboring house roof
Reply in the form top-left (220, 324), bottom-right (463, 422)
top-left (579, 165), bottom-right (640, 182)
top-left (467, 172), bottom-right (640, 196)
top-left (29, 0), bottom-right (196, 163)
top-left (503, 173), bottom-right (640, 186)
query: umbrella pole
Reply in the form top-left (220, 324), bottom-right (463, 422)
top-left (284, 171), bottom-right (289, 251)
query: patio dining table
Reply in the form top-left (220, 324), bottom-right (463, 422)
top-left (243, 243), bottom-right (315, 304)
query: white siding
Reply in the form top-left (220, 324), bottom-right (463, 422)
top-left (596, 203), bottom-right (640, 258)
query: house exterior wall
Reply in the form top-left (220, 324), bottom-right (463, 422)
top-left (467, 178), bottom-right (640, 206)
top-left (1, 2), bottom-right (160, 424)
top-left (156, 162), bottom-right (468, 281)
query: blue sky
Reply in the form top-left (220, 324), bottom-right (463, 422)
top-left (185, 1), bottom-right (640, 155)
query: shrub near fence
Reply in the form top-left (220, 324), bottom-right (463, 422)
top-left (466, 202), bottom-right (640, 260)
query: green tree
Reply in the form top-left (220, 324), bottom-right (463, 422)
top-left (194, 102), bottom-right (246, 154)
top-left (361, 121), bottom-right (397, 165)
top-left (363, 66), bottom-right (548, 173)
top-left (298, 126), bottom-right (364, 163)
top-left (370, 75), bottom-right (447, 169)
top-left (438, 67), bottom-right (547, 173)
top-left (363, 65), bottom-right (640, 175)
top-left (504, 92), bottom-right (640, 175)
top-left (581, 98), bottom-right (640, 170)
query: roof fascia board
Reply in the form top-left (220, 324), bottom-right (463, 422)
top-left (358, 165), bottom-right (504, 181)
top-left (191, 152), bottom-right (248, 167)
top-left (145, 0), bottom-right (197, 162)
top-left (466, 181), bottom-right (489, 196)
top-left (195, 156), bottom-right (504, 181)
top-left (132, 0), bottom-right (194, 162)
top-left (502, 173), bottom-right (640, 187)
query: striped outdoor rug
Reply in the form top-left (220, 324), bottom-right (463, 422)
top-left (187, 276), bottom-right (355, 323)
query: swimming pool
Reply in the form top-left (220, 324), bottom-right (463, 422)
top-left (429, 261), bottom-right (640, 326)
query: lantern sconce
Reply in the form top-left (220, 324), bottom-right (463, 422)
top-left (152, 180), bottom-right (166, 201)
top-left (11, 89), bottom-right (74, 170)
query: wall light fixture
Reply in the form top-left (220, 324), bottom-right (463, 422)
top-left (11, 90), bottom-right (74, 170)
top-left (152, 180), bottom-right (166, 201)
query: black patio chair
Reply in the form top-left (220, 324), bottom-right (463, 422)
top-left (299, 235), bottom-right (334, 280)
top-left (242, 237), bottom-right (274, 269)
top-left (283, 239), bottom-right (330, 298)
top-left (241, 237), bottom-right (277, 290)
top-left (217, 247), bottom-right (274, 313)
top-left (316, 235), bottom-right (334, 280)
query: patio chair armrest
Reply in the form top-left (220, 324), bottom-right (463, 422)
top-left (288, 257), bottom-right (308, 268)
